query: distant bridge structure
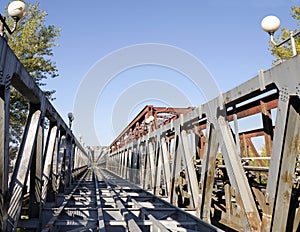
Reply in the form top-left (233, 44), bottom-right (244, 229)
top-left (0, 36), bottom-right (299, 231)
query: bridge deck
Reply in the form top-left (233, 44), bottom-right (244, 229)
top-left (1, 32), bottom-right (300, 231)
top-left (35, 168), bottom-right (221, 232)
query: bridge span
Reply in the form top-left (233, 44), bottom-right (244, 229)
top-left (0, 35), bottom-right (299, 232)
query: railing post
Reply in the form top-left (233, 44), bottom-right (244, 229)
top-left (0, 82), bottom-right (10, 231)
top-left (270, 97), bottom-right (300, 231)
top-left (7, 107), bottom-right (41, 230)
top-left (57, 135), bottom-right (66, 193)
top-left (29, 103), bottom-right (45, 225)
top-left (199, 123), bottom-right (219, 222)
top-left (64, 135), bottom-right (72, 187)
top-left (41, 124), bottom-right (58, 204)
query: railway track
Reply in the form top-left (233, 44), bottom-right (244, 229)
top-left (39, 167), bottom-right (221, 232)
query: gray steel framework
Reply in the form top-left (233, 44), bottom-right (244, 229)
top-left (0, 37), bottom-right (90, 231)
top-left (1, 31), bottom-right (300, 231)
top-left (104, 55), bottom-right (300, 231)
top-left (39, 167), bottom-right (220, 231)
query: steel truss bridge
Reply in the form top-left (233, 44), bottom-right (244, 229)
top-left (0, 36), bottom-right (299, 231)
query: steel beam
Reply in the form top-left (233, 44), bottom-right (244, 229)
top-left (217, 112), bottom-right (261, 231)
top-left (260, 100), bottom-right (273, 156)
top-left (148, 141), bottom-right (156, 189)
top-left (8, 109), bottom-right (41, 229)
top-left (29, 116), bottom-right (44, 221)
top-left (154, 139), bottom-right (163, 196)
top-left (0, 83), bottom-right (9, 231)
top-left (180, 130), bottom-right (200, 208)
top-left (161, 137), bottom-right (171, 198)
top-left (41, 124), bottom-right (58, 204)
top-left (271, 97), bottom-right (299, 231)
top-left (51, 131), bottom-right (60, 193)
top-left (264, 93), bottom-right (290, 231)
top-left (0, 37), bottom-right (88, 231)
top-left (57, 135), bottom-right (65, 193)
top-left (199, 123), bottom-right (219, 222)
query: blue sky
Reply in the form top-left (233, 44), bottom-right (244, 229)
top-left (1, 0), bottom-right (298, 145)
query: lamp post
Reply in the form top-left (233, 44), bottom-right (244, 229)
top-left (0, 1), bottom-right (26, 38)
top-left (261, 15), bottom-right (300, 56)
top-left (68, 112), bottom-right (74, 129)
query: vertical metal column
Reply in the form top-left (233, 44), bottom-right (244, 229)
top-left (51, 131), bottom-right (60, 193)
top-left (233, 106), bottom-right (241, 156)
top-left (8, 108), bottom-right (41, 230)
top-left (217, 111), bottom-right (261, 231)
top-left (271, 97), bottom-right (300, 231)
top-left (154, 139), bottom-right (162, 196)
top-left (57, 135), bottom-right (66, 193)
top-left (199, 123), bottom-right (219, 222)
top-left (29, 103), bottom-right (45, 222)
top-left (41, 124), bottom-right (58, 204)
top-left (161, 137), bottom-right (171, 199)
top-left (260, 100), bottom-right (273, 156)
top-left (64, 135), bottom-right (72, 187)
top-left (180, 130), bottom-right (199, 208)
top-left (0, 83), bottom-right (9, 231)
top-left (264, 92), bottom-right (290, 231)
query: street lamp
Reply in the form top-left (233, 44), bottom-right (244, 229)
top-left (261, 15), bottom-right (300, 56)
top-left (68, 112), bottom-right (74, 129)
top-left (0, 1), bottom-right (26, 37)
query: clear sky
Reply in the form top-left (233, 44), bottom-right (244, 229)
top-left (1, 0), bottom-right (298, 146)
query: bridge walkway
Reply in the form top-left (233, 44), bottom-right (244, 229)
top-left (1, 31), bottom-right (300, 232)
top-left (38, 168), bottom-right (221, 232)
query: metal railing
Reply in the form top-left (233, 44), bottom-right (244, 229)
top-left (105, 55), bottom-right (300, 231)
top-left (0, 37), bottom-right (91, 231)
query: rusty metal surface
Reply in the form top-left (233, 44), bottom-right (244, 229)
top-left (1, 33), bottom-right (300, 231)
top-left (104, 55), bottom-right (300, 231)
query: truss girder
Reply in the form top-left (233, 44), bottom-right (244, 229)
top-left (106, 55), bottom-right (300, 231)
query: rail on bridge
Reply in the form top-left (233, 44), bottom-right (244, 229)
top-left (0, 36), bottom-right (220, 232)
top-left (104, 56), bottom-right (300, 231)
top-left (0, 37), bottom-right (90, 231)
top-left (0, 34), bottom-right (300, 231)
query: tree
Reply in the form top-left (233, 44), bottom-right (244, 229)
top-left (271, 7), bottom-right (300, 60)
top-left (6, 2), bottom-right (60, 170)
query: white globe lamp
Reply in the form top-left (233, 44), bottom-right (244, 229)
top-left (8, 1), bottom-right (26, 20)
top-left (261, 15), bottom-right (280, 34)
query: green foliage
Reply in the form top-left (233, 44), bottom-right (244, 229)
top-left (270, 7), bottom-right (300, 61)
top-left (8, 2), bottom-right (60, 88)
top-left (5, 2), bottom-right (60, 167)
